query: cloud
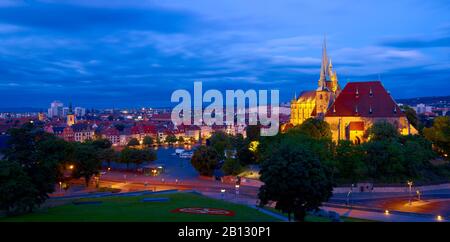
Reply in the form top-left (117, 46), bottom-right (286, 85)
top-left (0, 0), bottom-right (449, 108)
top-left (0, 2), bottom-right (201, 33)
top-left (382, 36), bottom-right (450, 49)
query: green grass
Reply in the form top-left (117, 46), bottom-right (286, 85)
top-left (266, 207), bottom-right (375, 222)
top-left (0, 193), bottom-right (280, 222)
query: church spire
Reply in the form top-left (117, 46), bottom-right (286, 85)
top-left (69, 102), bottom-right (73, 114)
top-left (318, 35), bottom-right (329, 90)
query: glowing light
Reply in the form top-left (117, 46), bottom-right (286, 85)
top-left (221, 189), bottom-right (226, 193)
top-left (437, 215), bottom-right (443, 221)
top-left (385, 210), bottom-right (390, 215)
top-left (249, 141), bottom-right (259, 152)
top-left (69, 165), bottom-right (74, 170)
top-left (235, 185), bottom-right (240, 189)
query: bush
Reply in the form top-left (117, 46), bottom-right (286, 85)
top-left (222, 158), bottom-right (243, 176)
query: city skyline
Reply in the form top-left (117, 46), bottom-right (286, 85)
top-left (0, 0), bottom-right (449, 108)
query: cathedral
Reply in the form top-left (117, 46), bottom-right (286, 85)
top-left (290, 39), bottom-right (340, 126)
top-left (287, 39), bottom-right (418, 143)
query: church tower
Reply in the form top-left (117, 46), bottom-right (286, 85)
top-left (287, 37), bottom-right (341, 129)
top-left (67, 102), bottom-right (76, 126)
top-left (316, 38), bottom-right (332, 117)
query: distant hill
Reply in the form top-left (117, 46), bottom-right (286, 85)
top-left (396, 96), bottom-right (450, 107)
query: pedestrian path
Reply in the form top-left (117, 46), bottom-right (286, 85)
top-left (248, 205), bottom-right (289, 222)
top-left (322, 205), bottom-right (447, 222)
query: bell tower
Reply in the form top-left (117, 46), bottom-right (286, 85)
top-left (67, 102), bottom-right (76, 126)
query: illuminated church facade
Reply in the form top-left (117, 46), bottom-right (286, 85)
top-left (288, 40), bottom-right (418, 143)
top-left (290, 39), bottom-right (341, 126)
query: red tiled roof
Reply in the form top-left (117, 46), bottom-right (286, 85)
top-left (102, 127), bottom-right (119, 136)
top-left (349, 121), bottom-right (364, 131)
top-left (143, 125), bottom-right (157, 134)
top-left (325, 81), bottom-right (405, 118)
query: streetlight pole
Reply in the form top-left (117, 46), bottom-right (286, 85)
top-left (346, 184), bottom-right (354, 206)
top-left (235, 185), bottom-right (240, 200)
top-left (407, 181), bottom-right (413, 205)
top-left (221, 189), bottom-right (226, 200)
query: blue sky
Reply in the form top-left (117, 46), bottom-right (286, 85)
top-left (0, 0), bottom-right (449, 109)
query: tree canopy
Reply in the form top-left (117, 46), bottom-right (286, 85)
top-left (142, 136), bottom-right (154, 147)
top-left (127, 138), bottom-right (140, 147)
top-left (190, 146), bottom-right (219, 176)
top-left (364, 121), bottom-right (399, 141)
top-left (290, 118), bottom-right (332, 140)
top-left (423, 116), bottom-right (450, 159)
top-left (258, 135), bottom-right (334, 221)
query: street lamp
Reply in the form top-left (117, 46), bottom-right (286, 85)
top-left (407, 180), bottom-right (413, 205)
top-left (437, 215), bottom-right (443, 221)
top-left (384, 210), bottom-right (390, 215)
top-left (69, 165), bottom-right (74, 170)
top-left (347, 184), bottom-right (354, 206)
top-left (221, 189), bottom-right (226, 200)
top-left (235, 185), bottom-right (240, 199)
top-left (416, 190), bottom-right (421, 201)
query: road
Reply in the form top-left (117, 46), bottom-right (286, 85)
top-left (51, 147), bottom-right (450, 222)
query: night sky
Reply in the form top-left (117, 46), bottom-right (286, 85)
top-left (0, 0), bottom-right (449, 109)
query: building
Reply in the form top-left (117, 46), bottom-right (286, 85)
top-left (72, 123), bottom-right (94, 142)
top-left (414, 103), bottom-right (433, 114)
top-left (286, 39), bottom-right (417, 143)
top-left (324, 81), bottom-right (417, 143)
top-left (74, 107), bottom-right (86, 117)
top-left (101, 127), bottom-right (120, 145)
top-left (62, 126), bottom-right (74, 142)
top-left (48, 100), bottom-right (64, 117)
top-left (289, 38), bottom-right (341, 126)
top-left (66, 103), bottom-right (76, 126)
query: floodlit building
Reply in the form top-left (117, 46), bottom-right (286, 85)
top-left (285, 39), bottom-right (418, 143)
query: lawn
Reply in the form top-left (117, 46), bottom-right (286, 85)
top-left (0, 192), bottom-right (280, 222)
top-left (266, 207), bottom-right (374, 222)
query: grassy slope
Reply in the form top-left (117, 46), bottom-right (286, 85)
top-left (1, 193), bottom-right (280, 222)
top-left (266, 208), bottom-right (375, 222)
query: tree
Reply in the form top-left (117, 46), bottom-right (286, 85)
top-left (142, 136), bottom-right (154, 147)
top-left (72, 143), bottom-right (101, 187)
top-left (364, 121), bottom-right (399, 141)
top-left (401, 135), bottom-right (435, 178)
top-left (401, 105), bottom-right (419, 130)
top-left (363, 140), bottom-right (406, 182)
top-left (258, 137), bottom-right (334, 221)
top-left (222, 158), bottom-right (243, 176)
top-left (335, 140), bottom-right (366, 182)
top-left (423, 117), bottom-right (450, 159)
top-left (120, 147), bottom-right (157, 170)
top-left (208, 131), bottom-right (232, 160)
top-left (291, 118), bottom-right (332, 140)
top-left (127, 138), bottom-right (140, 147)
top-left (191, 146), bottom-right (219, 176)
top-left (178, 136), bottom-right (185, 144)
top-left (4, 123), bottom-right (68, 210)
top-left (246, 124), bottom-right (261, 142)
top-left (165, 134), bottom-right (178, 145)
top-left (0, 160), bottom-right (39, 215)
top-left (91, 138), bottom-right (112, 149)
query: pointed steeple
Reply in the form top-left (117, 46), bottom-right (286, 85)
top-left (69, 102), bottom-right (73, 114)
top-left (318, 35), bottom-right (329, 90)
